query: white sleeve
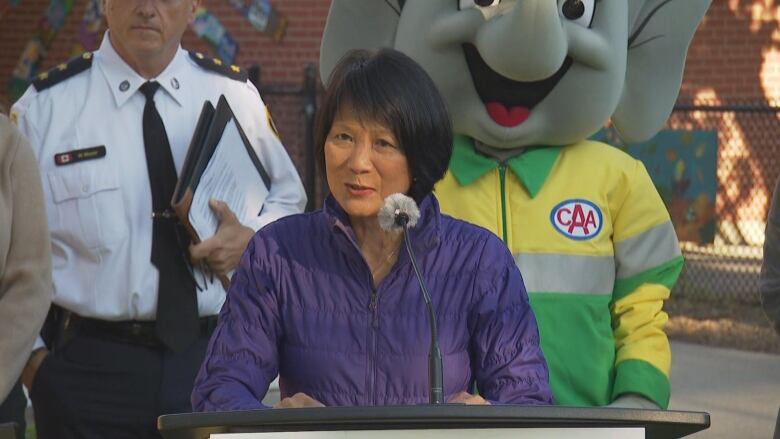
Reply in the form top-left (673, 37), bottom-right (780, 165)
top-left (234, 82), bottom-right (307, 232)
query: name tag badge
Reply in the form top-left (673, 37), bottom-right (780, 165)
top-left (54, 146), bottom-right (106, 166)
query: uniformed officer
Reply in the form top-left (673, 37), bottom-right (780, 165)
top-left (11, 0), bottom-right (306, 437)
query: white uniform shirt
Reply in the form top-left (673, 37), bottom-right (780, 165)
top-left (12, 33), bottom-right (306, 336)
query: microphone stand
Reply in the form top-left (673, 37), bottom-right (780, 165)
top-left (397, 212), bottom-right (444, 404)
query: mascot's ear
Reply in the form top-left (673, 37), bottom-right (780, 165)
top-left (319, 0), bottom-right (403, 85)
top-left (612, 0), bottom-right (710, 142)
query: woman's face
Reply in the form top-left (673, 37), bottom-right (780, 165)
top-left (325, 105), bottom-right (411, 221)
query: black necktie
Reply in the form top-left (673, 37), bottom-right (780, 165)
top-left (140, 81), bottom-right (198, 352)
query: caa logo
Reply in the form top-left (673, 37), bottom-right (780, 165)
top-left (550, 199), bottom-right (603, 240)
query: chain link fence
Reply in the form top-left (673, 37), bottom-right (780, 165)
top-left (665, 99), bottom-right (780, 304)
top-left (249, 63), bottom-right (321, 212)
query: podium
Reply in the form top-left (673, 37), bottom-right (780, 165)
top-left (158, 405), bottom-right (709, 439)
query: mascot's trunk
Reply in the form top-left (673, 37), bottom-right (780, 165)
top-left (475, 0), bottom-right (567, 82)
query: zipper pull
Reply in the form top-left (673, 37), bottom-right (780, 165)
top-left (369, 290), bottom-right (377, 311)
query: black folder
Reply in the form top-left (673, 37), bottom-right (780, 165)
top-left (172, 95), bottom-right (271, 288)
top-left (173, 95), bottom-right (270, 208)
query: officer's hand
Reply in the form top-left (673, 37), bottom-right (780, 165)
top-left (22, 347), bottom-right (49, 391)
top-left (606, 394), bottom-right (660, 410)
top-left (448, 391), bottom-right (491, 405)
top-left (274, 392), bottom-right (325, 408)
top-left (189, 199), bottom-right (254, 276)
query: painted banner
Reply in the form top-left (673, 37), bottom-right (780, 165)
top-left (592, 128), bottom-right (719, 244)
top-left (228, 0), bottom-right (287, 42)
top-left (71, 0), bottom-right (103, 55)
top-left (191, 7), bottom-right (238, 64)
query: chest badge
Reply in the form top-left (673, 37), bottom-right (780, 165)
top-left (54, 146), bottom-right (106, 166)
top-left (550, 199), bottom-right (603, 240)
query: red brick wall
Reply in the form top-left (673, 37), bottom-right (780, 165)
top-left (683, 1), bottom-right (780, 102)
top-left (11, 2), bottom-right (767, 114)
top-left (1, 2), bottom-right (778, 232)
top-left (0, 1), bottom-right (329, 97)
top-left (679, 1), bottom-right (780, 236)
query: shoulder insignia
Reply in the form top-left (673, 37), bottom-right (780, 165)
top-left (33, 52), bottom-right (94, 92)
top-left (266, 107), bottom-right (280, 139)
top-left (188, 51), bottom-right (247, 82)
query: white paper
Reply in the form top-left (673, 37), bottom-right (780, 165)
top-left (190, 118), bottom-right (269, 240)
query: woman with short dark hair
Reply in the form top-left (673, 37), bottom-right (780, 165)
top-left (192, 48), bottom-right (552, 410)
top-left (313, 49), bottom-right (454, 204)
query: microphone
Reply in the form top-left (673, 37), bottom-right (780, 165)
top-left (378, 194), bottom-right (444, 405)
top-left (378, 193), bottom-right (420, 231)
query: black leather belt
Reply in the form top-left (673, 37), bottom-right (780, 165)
top-left (64, 312), bottom-right (218, 349)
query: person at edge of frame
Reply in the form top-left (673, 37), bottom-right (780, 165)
top-left (760, 176), bottom-right (780, 336)
top-left (0, 104), bottom-right (52, 439)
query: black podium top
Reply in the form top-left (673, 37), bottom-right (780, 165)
top-left (158, 405), bottom-right (709, 439)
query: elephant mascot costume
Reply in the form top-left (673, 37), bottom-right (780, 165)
top-left (320, 0), bottom-right (710, 409)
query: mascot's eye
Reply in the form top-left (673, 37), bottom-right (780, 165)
top-left (559, 0), bottom-right (596, 27)
top-left (459, 0), bottom-right (501, 10)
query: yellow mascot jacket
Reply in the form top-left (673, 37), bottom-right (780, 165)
top-left (436, 135), bottom-right (682, 408)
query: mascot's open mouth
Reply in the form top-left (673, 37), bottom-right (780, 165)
top-left (462, 44), bottom-right (573, 127)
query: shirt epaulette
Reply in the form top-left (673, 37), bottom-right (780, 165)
top-left (32, 52), bottom-right (94, 92)
top-left (188, 51), bottom-right (247, 82)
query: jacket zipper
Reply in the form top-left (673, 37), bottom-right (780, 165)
top-left (333, 220), bottom-right (386, 406)
top-left (498, 163), bottom-right (509, 244)
top-left (368, 286), bottom-right (379, 405)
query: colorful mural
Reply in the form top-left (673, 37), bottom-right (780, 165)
top-left (228, 0), bottom-right (287, 42)
top-left (71, 0), bottom-right (103, 56)
top-left (592, 128), bottom-right (719, 244)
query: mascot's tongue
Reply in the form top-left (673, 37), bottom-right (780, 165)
top-left (485, 102), bottom-right (530, 127)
